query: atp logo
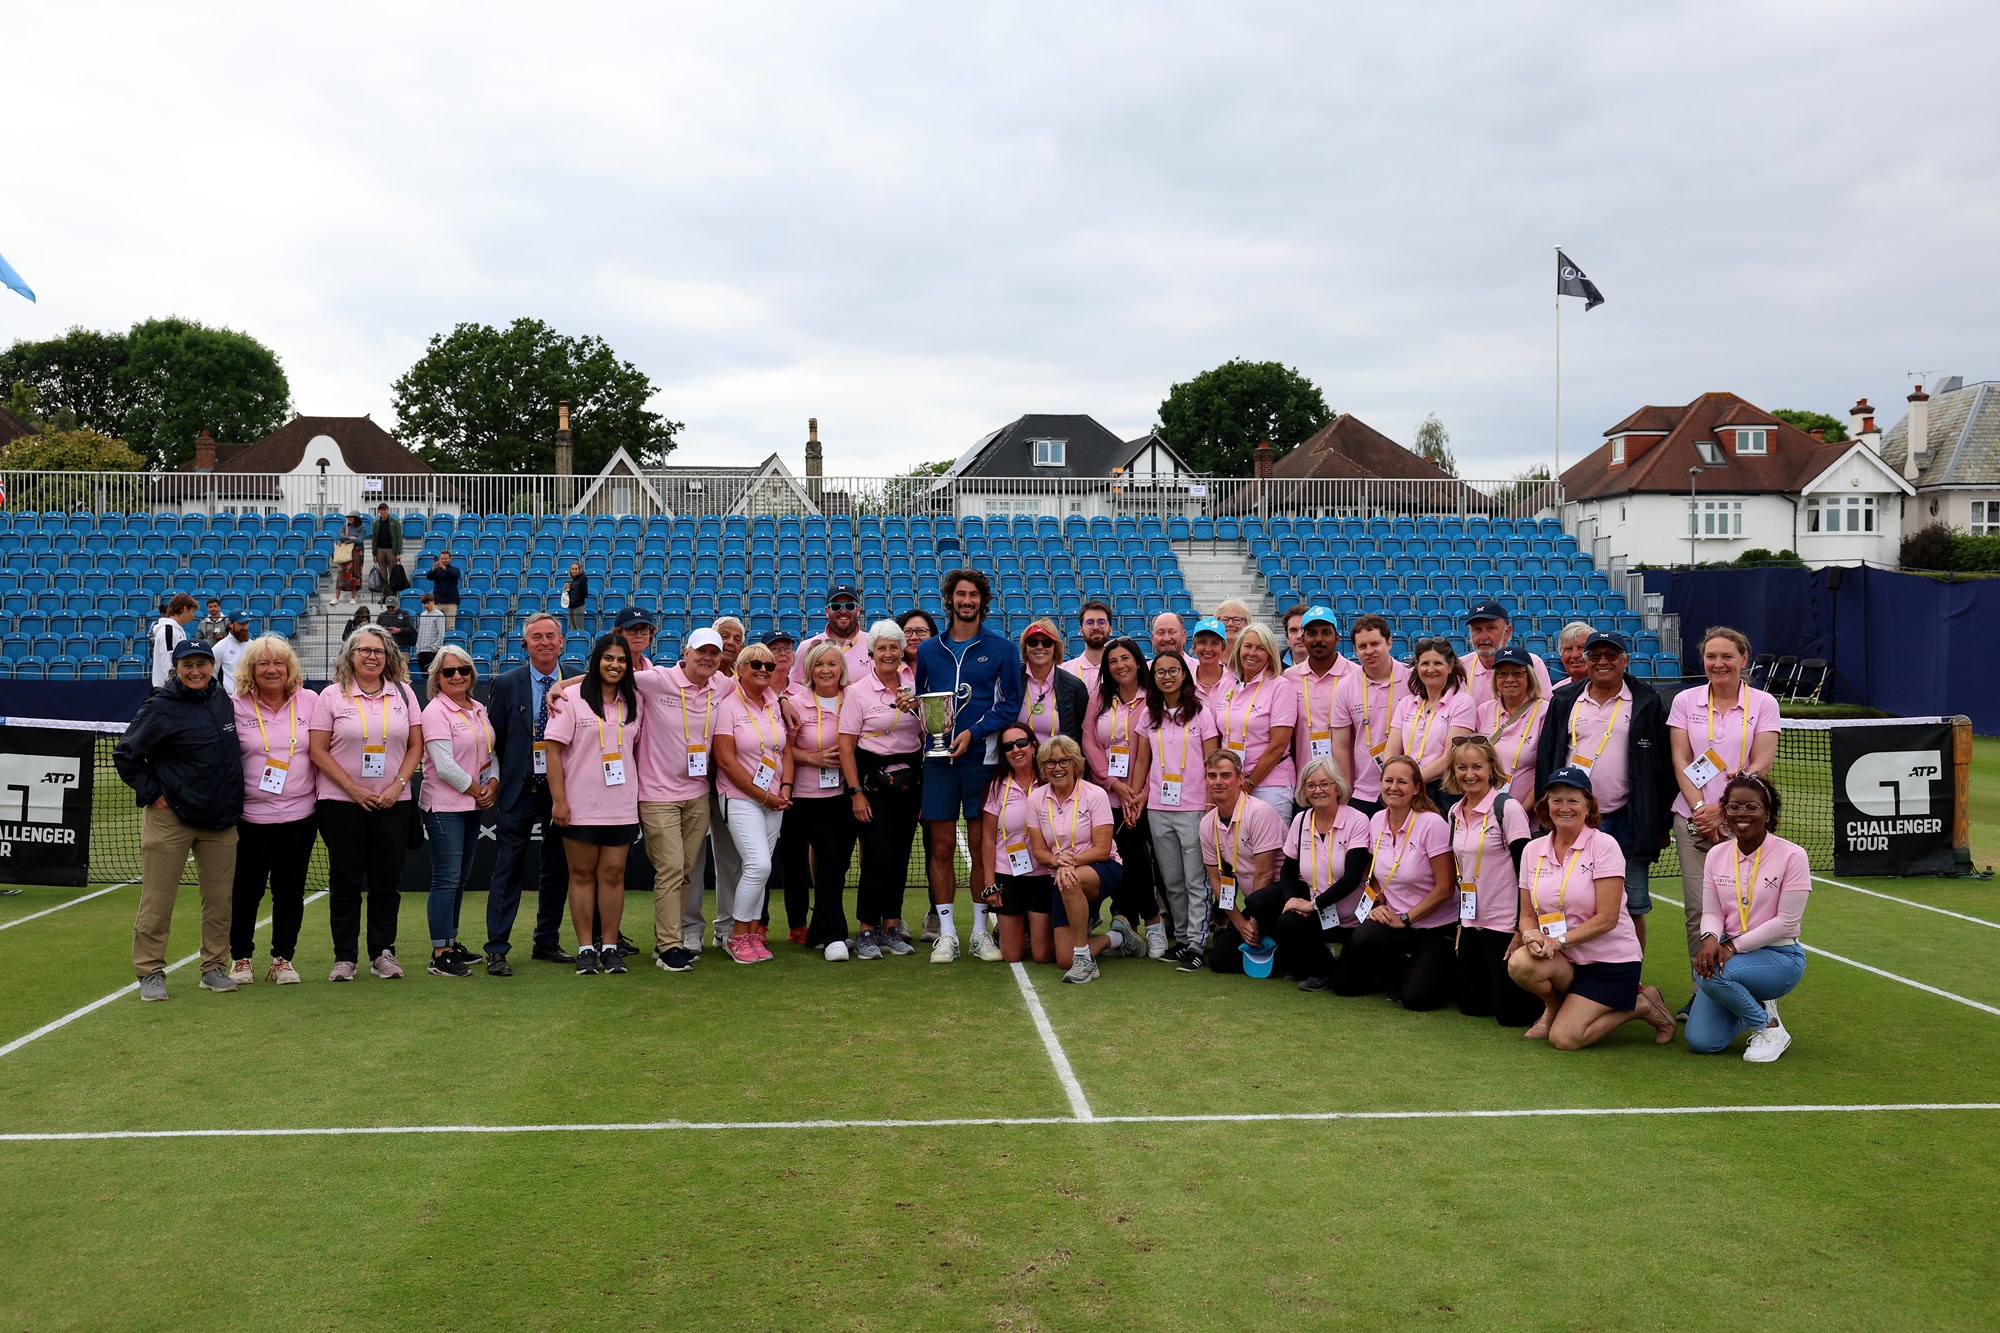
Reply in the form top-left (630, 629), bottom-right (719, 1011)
top-left (0, 753), bottom-right (83, 824)
top-left (1844, 750), bottom-right (1942, 818)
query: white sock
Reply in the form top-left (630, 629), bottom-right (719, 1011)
top-left (971, 903), bottom-right (989, 937)
top-left (936, 903), bottom-right (956, 938)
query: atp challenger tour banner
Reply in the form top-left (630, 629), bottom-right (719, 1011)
top-left (1831, 721), bottom-right (1955, 877)
top-left (0, 721), bottom-right (95, 887)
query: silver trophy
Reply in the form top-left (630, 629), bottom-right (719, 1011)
top-left (919, 684), bottom-right (972, 760)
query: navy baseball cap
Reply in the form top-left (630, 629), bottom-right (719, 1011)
top-left (1301, 605), bottom-right (1339, 629)
top-left (1544, 765), bottom-right (1594, 795)
top-left (171, 638), bottom-right (215, 662)
top-left (825, 584), bottom-right (861, 605)
top-left (760, 628), bottom-right (796, 647)
top-left (1466, 599), bottom-right (1509, 623)
top-left (1584, 631), bottom-right (1628, 654)
top-left (1492, 644), bottom-right (1536, 670)
top-left (614, 606), bottom-right (657, 631)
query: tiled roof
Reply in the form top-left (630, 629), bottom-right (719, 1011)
top-left (0, 405), bottom-right (33, 445)
top-left (1562, 391), bottom-right (1851, 498)
top-left (940, 413), bottom-right (1134, 481)
top-left (1878, 381), bottom-right (2000, 487)
top-left (152, 415), bottom-right (447, 503)
top-left (1275, 414), bottom-right (1457, 481)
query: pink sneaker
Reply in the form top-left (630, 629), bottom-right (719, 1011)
top-left (725, 933), bottom-right (761, 965)
top-left (748, 934), bottom-right (775, 962)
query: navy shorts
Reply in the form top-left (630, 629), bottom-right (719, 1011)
top-left (984, 872), bottom-right (1049, 917)
top-left (1566, 959), bottom-right (1642, 1012)
top-left (921, 756), bottom-right (996, 822)
top-left (560, 822), bottom-right (640, 847)
top-left (1048, 859), bottom-right (1123, 928)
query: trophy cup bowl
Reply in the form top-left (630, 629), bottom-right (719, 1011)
top-left (919, 689), bottom-right (964, 759)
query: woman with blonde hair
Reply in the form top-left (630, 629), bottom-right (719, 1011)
top-left (1212, 622), bottom-right (1299, 823)
top-left (227, 635), bottom-right (318, 986)
top-left (1214, 598), bottom-right (1252, 650)
top-left (710, 640), bottom-right (793, 964)
top-left (782, 639), bottom-right (859, 954)
top-left (1027, 733), bottom-right (1133, 984)
top-left (417, 644), bottom-right (498, 977)
top-left (1443, 734), bottom-right (1539, 1025)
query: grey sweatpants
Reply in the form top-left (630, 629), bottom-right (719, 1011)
top-left (1148, 808), bottom-right (1208, 947)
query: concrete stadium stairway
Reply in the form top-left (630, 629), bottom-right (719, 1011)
top-left (1170, 539), bottom-right (1277, 625)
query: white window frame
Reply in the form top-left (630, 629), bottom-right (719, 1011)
top-left (1971, 500), bottom-right (2000, 537)
top-left (1031, 438), bottom-right (1067, 468)
top-left (1697, 441), bottom-right (1724, 466)
top-left (1609, 438), bottom-right (1625, 465)
top-left (1735, 428), bottom-right (1769, 455)
top-left (1687, 498), bottom-right (1744, 539)
top-left (1806, 494), bottom-right (1877, 534)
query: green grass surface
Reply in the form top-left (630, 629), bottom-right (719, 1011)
top-left (4, 861), bottom-right (1999, 1330)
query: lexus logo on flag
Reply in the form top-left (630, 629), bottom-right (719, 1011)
top-left (1556, 249), bottom-right (1605, 310)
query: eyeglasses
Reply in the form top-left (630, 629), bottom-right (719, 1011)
top-left (1303, 781), bottom-right (1336, 793)
top-left (1001, 738), bottom-right (1037, 752)
top-left (352, 647), bottom-right (386, 657)
top-left (829, 601), bottom-right (858, 612)
top-left (439, 666), bottom-right (473, 678)
top-left (1723, 801), bottom-right (1765, 814)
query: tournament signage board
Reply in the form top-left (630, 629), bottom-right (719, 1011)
top-left (0, 723), bottom-right (95, 887)
top-left (1831, 721), bottom-right (1955, 876)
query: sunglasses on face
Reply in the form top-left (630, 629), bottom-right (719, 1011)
top-left (742, 662), bottom-right (774, 674)
top-left (1001, 738), bottom-right (1036, 752)
top-left (439, 665), bottom-right (473, 678)
top-left (829, 601), bottom-right (858, 612)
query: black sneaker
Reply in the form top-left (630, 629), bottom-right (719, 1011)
top-left (427, 951), bottom-right (471, 977)
top-left (575, 947), bottom-right (600, 976)
top-left (654, 947), bottom-right (695, 973)
top-left (1175, 948), bottom-right (1205, 973)
top-left (615, 933), bottom-right (640, 957)
top-left (601, 947), bottom-right (628, 974)
top-left (532, 943), bottom-right (576, 964)
top-left (445, 942), bottom-right (480, 966)
top-left (1161, 941), bottom-right (1188, 964)
top-left (484, 953), bottom-right (513, 977)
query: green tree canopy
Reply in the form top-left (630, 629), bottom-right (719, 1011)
top-left (0, 426), bottom-right (147, 473)
top-left (391, 318), bottom-right (680, 474)
top-left (1412, 413), bottom-right (1458, 476)
top-left (1772, 408), bottom-right (1849, 443)
top-left (0, 327), bottom-right (132, 438)
top-left (1155, 358), bottom-right (1332, 476)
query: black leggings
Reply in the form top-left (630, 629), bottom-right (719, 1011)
top-left (855, 782), bottom-right (921, 927)
top-left (1239, 883), bottom-right (1347, 982)
top-left (780, 796), bottom-right (857, 947)
top-left (230, 815), bottom-right (319, 960)
top-left (317, 799), bottom-right (410, 964)
top-left (1455, 926), bottom-right (1543, 1026)
top-left (1109, 813), bottom-right (1158, 927)
top-left (1333, 920), bottom-right (1457, 1009)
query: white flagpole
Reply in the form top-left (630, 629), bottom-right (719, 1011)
top-left (1554, 244), bottom-right (1562, 483)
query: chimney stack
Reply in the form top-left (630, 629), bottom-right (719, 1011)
top-left (554, 398), bottom-right (574, 477)
top-left (1253, 439), bottom-right (1276, 480)
top-left (193, 430), bottom-right (216, 472)
top-left (1848, 398), bottom-right (1873, 444)
top-left (1809, 428), bottom-right (1825, 441)
top-left (804, 417), bottom-right (823, 505)
top-left (1904, 384), bottom-right (1930, 482)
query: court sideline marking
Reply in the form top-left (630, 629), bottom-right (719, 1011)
top-left (0, 890), bottom-right (329, 1061)
top-left (4, 1101), bottom-right (1997, 1144)
top-left (1811, 875), bottom-right (2000, 931)
top-left (1011, 961), bottom-right (1094, 1121)
top-left (0, 881), bottom-right (136, 932)
top-left (1652, 891), bottom-right (2000, 1019)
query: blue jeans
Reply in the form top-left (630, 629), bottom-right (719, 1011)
top-left (1597, 806), bottom-right (1653, 915)
top-left (423, 809), bottom-right (481, 948)
top-left (1686, 943), bottom-right (1806, 1052)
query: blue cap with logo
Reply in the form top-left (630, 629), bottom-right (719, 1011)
top-left (1466, 599), bottom-right (1510, 624)
top-left (1492, 644), bottom-right (1536, 670)
top-left (171, 638), bottom-right (216, 662)
top-left (614, 606), bottom-right (657, 631)
top-left (1190, 617), bottom-right (1227, 641)
top-left (1584, 630), bottom-right (1628, 654)
top-left (1301, 605), bottom-right (1339, 629)
top-left (1543, 764), bottom-right (1594, 795)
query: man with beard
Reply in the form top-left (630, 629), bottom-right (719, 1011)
top-left (213, 612), bottom-right (252, 695)
top-left (792, 584), bottom-right (871, 688)
top-left (1060, 600), bottom-right (1114, 694)
top-left (1464, 599), bottom-right (1553, 709)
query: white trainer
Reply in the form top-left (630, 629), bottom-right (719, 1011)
top-left (930, 933), bottom-right (960, 964)
top-left (970, 931), bottom-right (1002, 962)
top-left (824, 939), bottom-right (851, 962)
top-left (1146, 922), bottom-right (1169, 960)
top-left (1743, 1021), bottom-right (1792, 1063)
top-left (228, 958), bottom-right (255, 986)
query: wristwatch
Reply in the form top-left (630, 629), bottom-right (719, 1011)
top-left (846, 786), bottom-right (862, 797)
top-left (1397, 911), bottom-right (1411, 926)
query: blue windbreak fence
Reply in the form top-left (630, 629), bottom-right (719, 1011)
top-left (1643, 566), bottom-right (2000, 733)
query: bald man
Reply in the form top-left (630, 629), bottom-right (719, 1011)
top-left (1151, 612), bottom-right (1186, 658)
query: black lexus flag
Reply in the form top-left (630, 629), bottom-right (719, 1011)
top-left (1557, 250), bottom-right (1604, 310)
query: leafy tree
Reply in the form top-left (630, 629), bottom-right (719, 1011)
top-left (0, 427), bottom-right (148, 510)
top-left (1773, 409), bottom-right (1849, 443)
top-left (392, 318), bottom-right (680, 474)
top-left (848, 458), bottom-right (954, 515)
top-left (1412, 413), bottom-right (1458, 476)
top-left (1155, 358), bottom-right (1332, 476)
top-left (1492, 462), bottom-right (1552, 512)
top-left (0, 327), bottom-right (133, 438)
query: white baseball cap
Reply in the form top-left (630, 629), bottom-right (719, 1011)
top-left (686, 628), bottom-right (724, 652)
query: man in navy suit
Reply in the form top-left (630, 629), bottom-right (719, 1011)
top-left (482, 611), bottom-right (573, 973)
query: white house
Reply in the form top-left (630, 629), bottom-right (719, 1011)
top-left (153, 416), bottom-right (461, 517)
top-left (1560, 391), bottom-right (1912, 568)
top-left (1875, 377), bottom-right (2000, 537)
top-left (930, 414), bottom-right (1201, 520)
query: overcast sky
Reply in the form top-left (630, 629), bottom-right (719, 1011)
top-left (8, 1), bottom-right (1997, 479)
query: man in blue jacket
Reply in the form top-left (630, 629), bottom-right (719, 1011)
top-left (913, 568), bottom-right (1021, 963)
top-left (482, 612), bottom-right (573, 973)
top-left (114, 638), bottom-right (245, 1000)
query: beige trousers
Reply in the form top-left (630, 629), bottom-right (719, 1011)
top-left (640, 797), bottom-right (711, 952)
top-left (133, 805), bottom-right (238, 977)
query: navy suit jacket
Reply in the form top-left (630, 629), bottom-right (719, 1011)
top-left (489, 664), bottom-right (553, 816)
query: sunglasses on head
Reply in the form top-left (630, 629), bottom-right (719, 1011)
top-left (439, 665), bottom-right (473, 678)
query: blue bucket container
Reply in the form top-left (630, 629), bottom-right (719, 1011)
top-left (1239, 939), bottom-right (1277, 979)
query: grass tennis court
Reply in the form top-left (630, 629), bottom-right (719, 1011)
top-left (3, 743), bottom-right (1997, 1329)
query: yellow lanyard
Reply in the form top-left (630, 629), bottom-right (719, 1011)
top-left (1371, 810), bottom-right (1418, 890)
top-left (741, 694), bottom-right (779, 764)
top-left (351, 688), bottom-right (389, 746)
top-left (1707, 688), bottom-right (1752, 771)
top-left (594, 697), bottom-right (626, 758)
top-left (1226, 676), bottom-right (1269, 749)
top-left (1000, 776), bottom-right (1030, 840)
top-left (1733, 841), bottom-right (1766, 934)
top-left (1308, 811), bottom-right (1337, 891)
top-left (1455, 801), bottom-right (1493, 882)
top-left (1361, 672), bottom-right (1393, 744)
top-left (1303, 667), bottom-right (1331, 732)
top-left (864, 674), bottom-right (907, 740)
top-left (448, 697), bottom-right (492, 770)
top-left (1044, 788), bottom-right (1084, 854)
top-left (1570, 695), bottom-right (1623, 767)
top-left (1409, 695), bottom-right (1445, 759)
top-left (679, 680), bottom-right (714, 749)
top-left (1165, 708), bottom-right (1195, 776)
top-left (812, 692), bottom-right (838, 752)
top-left (253, 696), bottom-right (298, 762)
top-left (1531, 842), bottom-right (1586, 916)
top-left (1111, 693), bottom-right (1139, 746)
top-left (1206, 799), bottom-right (1248, 876)
top-left (1496, 700), bottom-right (1542, 778)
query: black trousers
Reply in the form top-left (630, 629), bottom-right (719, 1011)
top-left (1332, 920), bottom-right (1456, 1009)
top-left (1455, 926), bottom-right (1543, 1026)
top-left (317, 799), bottom-right (409, 964)
top-left (1109, 813), bottom-right (1158, 928)
top-left (1240, 883), bottom-right (1347, 982)
top-left (780, 796), bottom-right (857, 947)
top-left (485, 789), bottom-right (569, 955)
top-left (230, 815), bottom-right (318, 961)
top-left (855, 784), bottom-right (921, 927)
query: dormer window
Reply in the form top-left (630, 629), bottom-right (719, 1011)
top-left (1697, 441), bottom-right (1724, 466)
top-left (1735, 428), bottom-right (1769, 455)
top-left (1031, 438), bottom-right (1067, 468)
top-left (1609, 439), bottom-right (1625, 465)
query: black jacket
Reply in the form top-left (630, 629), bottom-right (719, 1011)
top-left (1535, 673), bottom-right (1671, 859)
top-left (376, 608), bottom-right (417, 651)
top-left (1022, 667), bottom-right (1090, 749)
top-left (114, 677), bottom-right (245, 829)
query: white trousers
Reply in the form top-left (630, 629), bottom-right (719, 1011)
top-left (721, 794), bottom-right (785, 925)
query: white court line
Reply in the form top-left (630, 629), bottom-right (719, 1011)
top-left (1812, 875), bottom-right (2000, 931)
top-left (0, 881), bottom-right (134, 931)
top-left (5, 1101), bottom-right (1998, 1144)
top-left (1652, 892), bottom-right (2000, 1019)
top-left (0, 890), bottom-right (329, 1061)
top-left (1010, 962), bottom-right (1094, 1121)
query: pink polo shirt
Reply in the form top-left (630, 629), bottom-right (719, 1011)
top-left (543, 694), bottom-right (641, 826)
top-left (1283, 803), bottom-right (1373, 925)
top-left (1332, 663), bottom-right (1410, 802)
top-left (311, 682), bottom-right (420, 803)
top-left (1700, 833), bottom-right (1811, 952)
top-left (1668, 684), bottom-right (1782, 816)
top-left (1520, 827), bottom-right (1637, 964)
top-left (418, 693), bottom-right (493, 814)
top-left (788, 688), bottom-right (847, 799)
top-left (714, 687), bottom-right (788, 801)
top-left (1191, 663), bottom-right (1237, 709)
top-left (1285, 658), bottom-right (1353, 773)
top-left (1465, 649), bottom-right (1554, 710)
top-left (983, 773), bottom-right (1048, 879)
top-left (1476, 697), bottom-right (1547, 810)
top-left (1564, 683), bottom-right (1634, 813)
top-left (791, 629), bottom-right (874, 689)
top-left (840, 667), bottom-right (922, 755)
top-left (1207, 670), bottom-right (1299, 792)
top-left (1086, 691), bottom-right (1151, 785)
top-left (631, 665), bottom-right (731, 803)
top-left (235, 688), bottom-right (319, 824)
top-left (1060, 654), bottom-right (1103, 696)
top-left (1450, 788), bottom-right (1532, 932)
top-left (1199, 794), bottom-right (1287, 874)
top-left (1146, 706), bottom-right (1217, 812)
top-left (1367, 808), bottom-right (1452, 926)
top-left (1018, 667), bottom-right (1068, 745)
top-left (1031, 780), bottom-right (1121, 863)
top-left (1391, 689), bottom-right (1477, 772)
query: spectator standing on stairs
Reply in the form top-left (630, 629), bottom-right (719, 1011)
top-left (333, 515), bottom-right (366, 607)
top-left (370, 503), bottom-right (403, 587)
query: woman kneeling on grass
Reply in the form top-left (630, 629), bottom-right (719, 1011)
top-left (978, 723), bottom-right (1054, 964)
top-left (1507, 766), bottom-right (1676, 1048)
top-left (1268, 757), bottom-right (1373, 992)
top-left (1028, 734), bottom-right (1134, 984)
top-left (1331, 755), bottom-right (1457, 1008)
top-left (1443, 735), bottom-right (1541, 1026)
top-left (1688, 774), bottom-right (1809, 1063)
top-left (544, 632), bottom-right (643, 976)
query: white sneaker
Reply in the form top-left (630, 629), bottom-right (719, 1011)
top-left (930, 933), bottom-right (959, 964)
top-left (1146, 923), bottom-right (1169, 960)
top-left (824, 939), bottom-right (850, 962)
top-left (1743, 1021), bottom-right (1791, 1063)
top-left (228, 958), bottom-right (255, 986)
top-left (970, 931), bottom-right (1002, 962)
